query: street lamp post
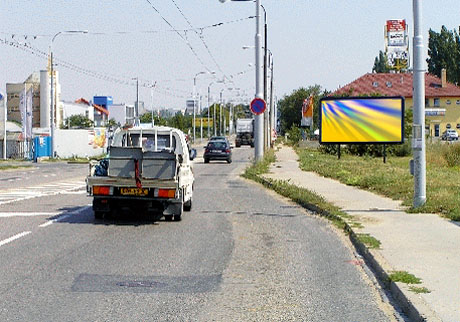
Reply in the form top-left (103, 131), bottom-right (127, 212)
top-left (0, 91), bottom-right (6, 160)
top-left (50, 30), bottom-right (87, 158)
top-left (193, 71), bottom-right (214, 142)
top-left (412, 0), bottom-right (426, 207)
top-left (207, 80), bottom-right (225, 138)
top-left (220, 0), bottom-right (263, 161)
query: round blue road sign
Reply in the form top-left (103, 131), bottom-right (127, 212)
top-left (250, 98), bottom-right (266, 115)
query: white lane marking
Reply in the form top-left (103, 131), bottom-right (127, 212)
top-left (0, 212), bottom-right (60, 218)
top-left (0, 182), bottom-right (86, 205)
top-left (38, 205), bottom-right (91, 228)
top-left (0, 231), bottom-right (31, 247)
top-left (60, 191), bottom-right (86, 195)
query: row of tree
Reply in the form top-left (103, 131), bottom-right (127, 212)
top-left (63, 103), bottom-right (251, 137)
top-left (280, 25), bottom-right (459, 136)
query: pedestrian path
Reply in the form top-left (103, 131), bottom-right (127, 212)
top-left (0, 179), bottom-right (86, 205)
top-left (263, 145), bottom-right (459, 322)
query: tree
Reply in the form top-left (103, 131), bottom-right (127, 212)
top-left (277, 85), bottom-right (325, 134)
top-left (167, 112), bottom-right (191, 133)
top-left (427, 26), bottom-right (460, 85)
top-left (139, 112), bottom-right (167, 126)
top-left (372, 50), bottom-right (391, 73)
top-left (65, 114), bottom-right (93, 128)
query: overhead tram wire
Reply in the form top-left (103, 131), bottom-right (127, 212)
top-left (0, 38), bottom-right (188, 99)
top-left (0, 17), bottom-right (254, 40)
top-left (144, 0), bottom-right (215, 75)
top-left (169, 0), bottom-right (230, 81)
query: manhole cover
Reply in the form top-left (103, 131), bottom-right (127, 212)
top-left (116, 281), bottom-right (166, 288)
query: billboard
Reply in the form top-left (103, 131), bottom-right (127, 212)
top-left (319, 96), bottom-right (404, 144)
top-left (301, 95), bottom-right (314, 127)
top-left (385, 19), bottom-right (409, 71)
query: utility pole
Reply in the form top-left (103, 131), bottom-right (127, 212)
top-left (254, 0), bottom-right (263, 160)
top-left (0, 91), bottom-right (6, 159)
top-left (412, 0), bottom-right (426, 207)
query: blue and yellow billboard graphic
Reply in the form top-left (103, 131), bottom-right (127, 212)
top-left (320, 97), bottom-right (404, 144)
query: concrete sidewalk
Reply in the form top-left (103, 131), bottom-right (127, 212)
top-left (263, 145), bottom-right (459, 322)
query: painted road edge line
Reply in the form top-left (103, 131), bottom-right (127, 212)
top-left (0, 231), bottom-right (31, 248)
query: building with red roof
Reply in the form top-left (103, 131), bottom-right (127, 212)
top-left (332, 70), bottom-right (460, 138)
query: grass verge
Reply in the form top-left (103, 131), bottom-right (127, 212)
top-left (242, 150), bottom-right (379, 237)
top-left (409, 286), bottom-right (431, 294)
top-left (389, 271), bottom-right (422, 284)
top-left (356, 233), bottom-right (381, 249)
top-left (0, 165), bottom-right (33, 171)
top-left (296, 144), bottom-right (460, 221)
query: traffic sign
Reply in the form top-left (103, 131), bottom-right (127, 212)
top-left (250, 98), bottom-right (266, 115)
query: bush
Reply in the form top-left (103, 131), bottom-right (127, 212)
top-left (388, 141), bottom-right (412, 157)
top-left (442, 143), bottom-right (460, 167)
top-left (318, 142), bottom-right (412, 157)
top-left (286, 125), bottom-right (302, 146)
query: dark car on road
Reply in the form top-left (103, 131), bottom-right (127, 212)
top-left (203, 140), bottom-right (232, 163)
top-left (209, 136), bottom-right (230, 144)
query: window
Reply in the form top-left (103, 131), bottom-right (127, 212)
top-left (457, 100), bottom-right (460, 105)
top-left (446, 123), bottom-right (451, 129)
top-left (372, 81), bottom-right (379, 88)
top-left (446, 100), bottom-right (451, 105)
top-left (434, 98), bottom-right (440, 107)
top-left (425, 98), bottom-right (430, 107)
top-left (456, 124), bottom-right (460, 129)
top-left (386, 81), bottom-right (392, 88)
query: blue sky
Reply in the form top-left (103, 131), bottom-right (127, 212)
top-left (1, 1), bottom-right (459, 111)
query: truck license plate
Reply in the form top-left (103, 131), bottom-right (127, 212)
top-left (120, 187), bottom-right (149, 196)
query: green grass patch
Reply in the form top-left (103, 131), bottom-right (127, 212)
top-left (356, 233), bottom-right (381, 249)
top-left (0, 165), bottom-right (33, 171)
top-left (389, 271), bottom-right (422, 284)
top-left (296, 143), bottom-right (460, 221)
top-left (409, 286), bottom-right (431, 294)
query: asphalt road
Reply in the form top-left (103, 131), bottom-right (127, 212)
top-left (0, 147), bottom-right (396, 321)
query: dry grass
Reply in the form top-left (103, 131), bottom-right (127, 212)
top-left (297, 142), bottom-right (460, 221)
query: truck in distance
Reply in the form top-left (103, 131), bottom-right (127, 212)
top-left (235, 118), bottom-right (254, 148)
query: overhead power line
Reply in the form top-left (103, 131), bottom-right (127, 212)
top-left (143, 0), bottom-right (215, 75)
top-left (0, 16), bottom-right (254, 40)
top-left (169, 0), bottom-right (230, 82)
top-left (0, 38), bottom-right (189, 99)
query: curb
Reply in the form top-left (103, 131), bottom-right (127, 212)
top-left (257, 175), bottom-right (441, 322)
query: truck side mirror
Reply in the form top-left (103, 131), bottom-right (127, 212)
top-left (189, 148), bottom-right (197, 160)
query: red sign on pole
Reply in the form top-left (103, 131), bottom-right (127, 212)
top-left (250, 98), bottom-right (266, 115)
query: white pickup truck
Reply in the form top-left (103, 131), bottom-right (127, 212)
top-left (86, 126), bottom-right (196, 221)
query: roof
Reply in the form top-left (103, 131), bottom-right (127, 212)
top-left (75, 98), bottom-right (109, 116)
top-left (332, 73), bottom-right (460, 98)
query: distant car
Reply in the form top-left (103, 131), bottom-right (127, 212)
top-left (209, 136), bottom-right (229, 143)
top-left (203, 140), bottom-right (232, 164)
top-left (441, 129), bottom-right (459, 141)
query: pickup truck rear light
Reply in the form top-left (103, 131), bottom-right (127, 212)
top-left (93, 186), bottom-right (112, 195)
top-left (155, 189), bottom-right (176, 198)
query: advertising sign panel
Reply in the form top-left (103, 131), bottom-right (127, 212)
top-left (385, 19), bottom-right (409, 70)
top-left (319, 96), bottom-right (404, 144)
top-left (301, 95), bottom-right (314, 127)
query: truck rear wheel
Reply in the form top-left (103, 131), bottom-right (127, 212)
top-left (164, 215), bottom-right (173, 221)
top-left (184, 198), bottom-right (192, 211)
top-left (173, 214), bottom-right (182, 221)
top-left (94, 211), bottom-right (104, 220)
